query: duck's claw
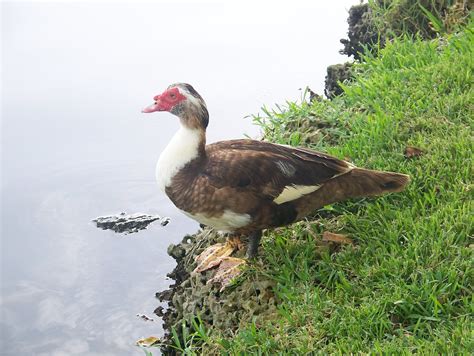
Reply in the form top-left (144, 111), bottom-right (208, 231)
top-left (207, 257), bottom-right (246, 292)
top-left (193, 241), bottom-right (236, 273)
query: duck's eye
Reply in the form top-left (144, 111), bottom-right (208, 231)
top-left (169, 93), bottom-right (176, 99)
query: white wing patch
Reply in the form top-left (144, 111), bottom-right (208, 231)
top-left (273, 184), bottom-right (321, 205)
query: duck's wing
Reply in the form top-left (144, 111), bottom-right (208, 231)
top-left (204, 139), bottom-right (353, 203)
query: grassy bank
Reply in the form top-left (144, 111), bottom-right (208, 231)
top-left (185, 22), bottom-right (474, 354)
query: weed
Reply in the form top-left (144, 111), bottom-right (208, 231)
top-left (169, 315), bottom-right (211, 355)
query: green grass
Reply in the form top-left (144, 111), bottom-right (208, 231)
top-left (196, 23), bottom-right (473, 354)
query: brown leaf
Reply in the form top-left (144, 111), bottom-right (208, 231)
top-left (136, 336), bottom-right (160, 347)
top-left (404, 146), bottom-right (424, 158)
top-left (228, 236), bottom-right (245, 250)
top-left (193, 242), bottom-right (236, 273)
top-left (207, 257), bottom-right (246, 292)
top-left (322, 231), bottom-right (353, 245)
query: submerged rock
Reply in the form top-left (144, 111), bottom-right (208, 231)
top-left (136, 313), bottom-right (154, 322)
top-left (92, 212), bottom-right (169, 234)
top-left (160, 217), bottom-right (171, 226)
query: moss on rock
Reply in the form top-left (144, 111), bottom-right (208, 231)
top-left (324, 62), bottom-right (354, 99)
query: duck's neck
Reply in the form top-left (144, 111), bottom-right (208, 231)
top-left (156, 122), bottom-right (206, 191)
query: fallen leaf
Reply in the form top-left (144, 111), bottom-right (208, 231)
top-left (207, 257), bottom-right (246, 292)
top-left (193, 242), bottom-right (236, 273)
top-left (322, 231), bottom-right (353, 245)
top-left (136, 336), bottom-right (160, 347)
top-left (404, 146), bottom-right (424, 158)
top-left (228, 236), bottom-right (245, 250)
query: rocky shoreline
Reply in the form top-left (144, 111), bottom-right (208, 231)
top-left (155, 229), bottom-right (278, 353)
top-left (154, 224), bottom-right (354, 353)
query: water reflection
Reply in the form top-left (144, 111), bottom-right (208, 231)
top-left (1, 0), bottom-right (354, 354)
top-left (1, 163), bottom-right (193, 354)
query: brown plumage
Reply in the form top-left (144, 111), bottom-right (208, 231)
top-left (143, 83), bottom-right (410, 258)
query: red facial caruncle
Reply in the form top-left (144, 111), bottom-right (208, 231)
top-left (142, 87), bottom-right (187, 113)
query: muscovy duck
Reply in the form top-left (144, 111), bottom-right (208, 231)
top-left (142, 83), bottom-right (409, 278)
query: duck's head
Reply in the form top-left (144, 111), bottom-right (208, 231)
top-left (142, 83), bottom-right (209, 129)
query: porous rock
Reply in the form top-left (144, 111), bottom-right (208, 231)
top-left (157, 229), bottom-right (278, 354)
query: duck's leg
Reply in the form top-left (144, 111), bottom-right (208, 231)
top-left (246, 230), bottom-right (262, 259)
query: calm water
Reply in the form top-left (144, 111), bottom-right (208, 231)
top-left (1, 1), bottom-right (353, 354)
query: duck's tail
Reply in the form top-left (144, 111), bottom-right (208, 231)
top-left (344, 168), bottom-right (410, 198)
top-left (294, 166), bottom-right (410, 220)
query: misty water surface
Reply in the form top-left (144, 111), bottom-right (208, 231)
top-left (1, 1), bottom-right (354, 354)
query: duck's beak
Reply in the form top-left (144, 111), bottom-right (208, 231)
top-left (142, 95), bottom-right (163, 113)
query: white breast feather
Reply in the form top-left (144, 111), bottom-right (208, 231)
top-left (156, 126), bottom-right (201, 191)
top-left (273, 184), bottom-right (321, 205)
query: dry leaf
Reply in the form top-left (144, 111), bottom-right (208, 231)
top-left (136, 336), bottom-right (160, 347)
top-left (207, 257), bottom-right (246, 292)
top-left (228, 236), bottom-right (245, 250)
top-left (322, 231), bottom-right (353, 245)
top-left (193, 242), bottom-right (236, 273)
top-left (404, 146), bottom-right (424, 158)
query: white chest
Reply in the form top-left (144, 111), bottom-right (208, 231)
top-left (155, 126), bottom-right (202, 191)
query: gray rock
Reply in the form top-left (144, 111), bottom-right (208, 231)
top-left (92, 212), bottom-right (164, 234)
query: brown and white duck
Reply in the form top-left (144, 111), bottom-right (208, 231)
top-left (142, 83), bottom-right (409, 278)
